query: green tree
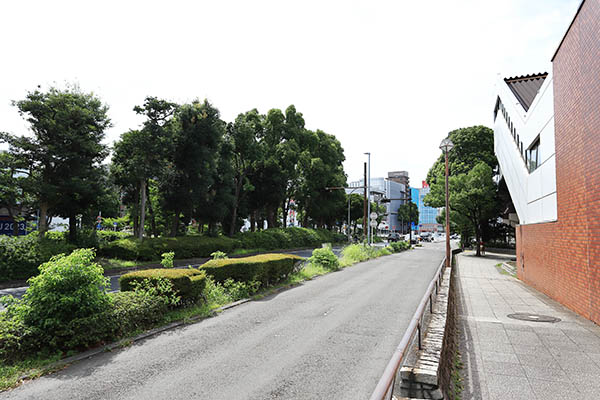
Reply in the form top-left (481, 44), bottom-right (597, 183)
top-left (161, 100), bottom-right (225, 236)
top-left (112, 97), bottom-right (178, 239)
top-left (4, 86), bottom-right (111, 241)
top-left (397, 201), bottom-right (419, 227)
top-left (425, 126), bottom-right (499, 256)
top-left (226, 109), bottom-right (263, 236)
top-left (0, 151), bottom-right (36, 235)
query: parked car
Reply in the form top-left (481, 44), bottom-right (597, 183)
top-left (387, 232), bottom-right (402, 242)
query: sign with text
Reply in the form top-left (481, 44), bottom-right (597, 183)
top-left (0, 216), bottom-right (27, 236)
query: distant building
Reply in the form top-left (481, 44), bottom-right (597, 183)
top-left (411, 183), bottom-right (442, 233)
top-left (348, 172), bottom-right (410, 232)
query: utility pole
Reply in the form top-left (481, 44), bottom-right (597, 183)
top-left (363, 162), bottom-right (368, 242)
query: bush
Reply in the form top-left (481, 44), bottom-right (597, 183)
top-left (308, 247), bottom-right (340, 270)
top-left (120, 268), bottom-right (206, 304)
top-left (99, 236), bottom-right (240, 261)
top-left (340, 244), bottom-right (372, 264)
top-left (201, 253), bottom-right (304, 287)
top-left (389, 241), bottom-right (410, 253)
top-left (14, 248), bottom-right (111, 351)
top-left (97, 230), bottom-right (131, 244)
top-left (161, 251), bottom-right (175, 268)
top-left (109, 291), bottom-right (167, 337)
top-left (98, 228), bottom-right (347, 262)
top-left (0, 233), bottom-right (77, 281)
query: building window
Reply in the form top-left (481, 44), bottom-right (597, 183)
top-left (527, 137), bottom-right (541, 172)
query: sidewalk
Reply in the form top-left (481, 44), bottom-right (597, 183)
top-left (456, 251), bottom-right (600, 400)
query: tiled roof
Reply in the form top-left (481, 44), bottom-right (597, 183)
top-left (504, 73), bottom-right (548, 112)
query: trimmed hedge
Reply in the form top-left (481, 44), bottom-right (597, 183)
top-left (99, 236), bottom-right (240, 261)
top-left (99, 228), bottom-right (346, 261)
top-left (201, 254), bottom-right (304, 286)
top-left (119, 268), bottom-right (207, 303)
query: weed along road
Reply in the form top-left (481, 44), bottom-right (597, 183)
top-left (1, 243), bottom-right (446, 400)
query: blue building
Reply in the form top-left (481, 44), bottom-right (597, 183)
top-left (411, 184), bottom-right (442, 232)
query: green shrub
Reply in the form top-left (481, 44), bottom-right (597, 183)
top-left (308, 247), bottom-right (340, 270)
top-left (15, 248), bottom-right (111, 350)
top-left (129, 277), bottom-right (181, 307)
top-left (389, 241), bottom-right (410, 253)
top-left (120, 268), bottom-right (206, 304)
top-left (161, 251), bottom-right (175, 268)
top-left (201, 253), bottom-right (304, 286)
top-left (0, 233), bottom-right (77, 281)
top-left (109, 291), bottom-right (167, 337)
top-left (211, 251), bottom-right (228, 260)
top-left (340, 244), bottom-right (372, 263)
top-left (97, 230), bottom-right (131, 244)
top-left (99, 236), bottom-right (240, 261)
top-left (98, 238), bottom-right (140, 260)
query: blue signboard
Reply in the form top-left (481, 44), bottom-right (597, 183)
top-left (0, 216), bottom-right (27, 236)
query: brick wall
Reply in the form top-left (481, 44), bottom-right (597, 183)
top-left (517, 0), bottom-right (600, 325)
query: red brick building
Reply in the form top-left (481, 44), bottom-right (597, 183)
top-left (496, 0), bottom-right (600, 325)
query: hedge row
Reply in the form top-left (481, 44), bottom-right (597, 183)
top-left (99, 227), bottom-right (345, 261)
top-left (0, 234), bottom-right (77, 281)
top-left (119, 268), bottom-right (207, 303)
top-left (201, 254), bottom-right (304, 286)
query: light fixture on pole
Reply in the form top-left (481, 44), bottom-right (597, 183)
top-left (364, 152), bottom-right (371, 245)
top-left (439, 137), bottom-right (454, 269)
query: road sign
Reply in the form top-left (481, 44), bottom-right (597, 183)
top-left (369, 220), bottom-right (377, 227)
top-left (370, 212), bottom-right (377, 220)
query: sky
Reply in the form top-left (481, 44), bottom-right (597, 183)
top-left (0, 0), bottom-right (580, 186)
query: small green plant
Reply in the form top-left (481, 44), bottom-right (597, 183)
top-left (211, 251), bottom-right (228, 260)
top-left (308, 247), bottom-right (340, 270)
top-left (161, 251), bottom-right (175, 268)
top-left (223, 279), bottom-right (260, 300)
top-left (130, 277), bottom-right (181, 307)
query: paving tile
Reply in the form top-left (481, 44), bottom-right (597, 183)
top-left (485, 375), bottom-right (535, 400)
top-left (528, 378), bottom-right (579, 400)
top-left (522, 364), bottom-right (571, 382)
top-left (481, 350), bottom-right (519, 364)
top-left (482, 360), bottom-right (525, 377)
top-left (516, 352), bottom-right (558, 367)
top-left (477, 341), bottom-right (515, 354)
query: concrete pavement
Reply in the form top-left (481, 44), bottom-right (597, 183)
top-left (1, 243), bottom-right (445, 399)
top-left (456, 251), bottom-right (600, 400)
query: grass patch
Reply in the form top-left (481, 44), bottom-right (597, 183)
top-left (0, 354), bottom-right (63, 390)
top-left (97, 258), bottom-right (158, 272)
top-left (229, 248), bottom-right (267, 256)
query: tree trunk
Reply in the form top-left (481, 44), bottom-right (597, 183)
top-left (68, 214), bottom-right (78, 243)
top-left (267, 206), bottom-right (276, 229)
top-left (282, 199), bottom-right (287, 228)
top-left (475, 224), bottom-right (481, 257)
top-left (138, 179), bottom-right (147, 240)
top-left (146, 185), bottom-right (158, 238)
top-left (170, 213), bottom-right (179, 237)
top-left (38, 202), bottom-right (49, 235)
top-left (250, 211), bottom-right (256, 232)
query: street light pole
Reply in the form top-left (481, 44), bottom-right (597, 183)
top-left (439, 137), bottom-right (454, 269)
top-left (365, 152), bottom-right (371, 245)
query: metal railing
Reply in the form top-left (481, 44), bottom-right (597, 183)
top-left (369, 256), bottom-right (448, 400)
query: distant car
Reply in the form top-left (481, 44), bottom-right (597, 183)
top-left (387, 232), bottom-right (401, 242)
top-left (420, 232), bottom-right (434, 242)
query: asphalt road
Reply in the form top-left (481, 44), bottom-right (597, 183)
top-left (1, 242), bottom-right (445, 400)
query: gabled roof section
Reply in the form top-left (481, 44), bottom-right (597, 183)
top-left (504, 73), bottom-right (548, 112)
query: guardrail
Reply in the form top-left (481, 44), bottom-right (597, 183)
top-left (370, 250), bottom-right (457, 400)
